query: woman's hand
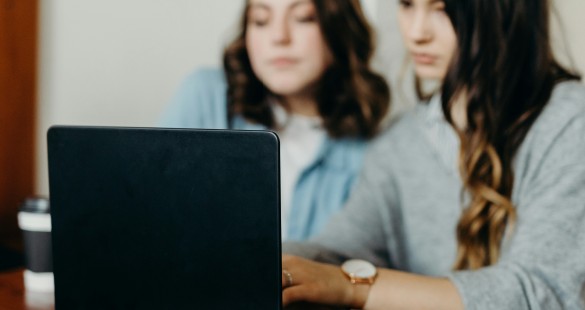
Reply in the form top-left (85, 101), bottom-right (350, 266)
top-left (282, 255), bottom-right (366, 308)
top-left (282, 255), bottom-right (464, 309)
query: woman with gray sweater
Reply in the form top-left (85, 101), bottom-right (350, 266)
top-left (281, 0), bottom-right (585, 309)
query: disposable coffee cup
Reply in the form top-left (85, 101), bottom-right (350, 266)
top-left (18, 197), bottom-right (54, 292)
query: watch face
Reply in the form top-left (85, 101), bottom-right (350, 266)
top-left (342, 259), bottom-right (377, 278)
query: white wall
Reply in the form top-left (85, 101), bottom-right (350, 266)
top-left (37, 0), bottom-right (245, 194)
top-left (36, 0), bottom-right (585, 195)
top-left (552, 1), bottom-right (585, 74)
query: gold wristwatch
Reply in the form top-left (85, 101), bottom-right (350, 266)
top-left (341, 259), bottom-right (378, 284)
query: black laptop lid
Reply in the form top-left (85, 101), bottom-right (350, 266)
top-left (48, 126), bottom-right (281, 309)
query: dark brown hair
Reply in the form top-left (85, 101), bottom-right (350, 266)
top-left (434, 0), bottom-right (581, 270)
top-left (223, 0), bottom-right (390, 138)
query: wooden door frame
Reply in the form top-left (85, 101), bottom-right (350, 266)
top-left (0, 0), bottom-right (38, 251)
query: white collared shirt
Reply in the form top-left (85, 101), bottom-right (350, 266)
top-left (272, 103), bottom-right (325, 240)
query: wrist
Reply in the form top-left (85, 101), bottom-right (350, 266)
top-left (349, 282), bottom-right (371, 309)
top-left (340, 259), bottom-right (378, 309)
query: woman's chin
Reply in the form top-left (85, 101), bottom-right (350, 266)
top-left (414, 66), bottom-right (446, 81)
top-left (264, 82), bottom-right (310, 98)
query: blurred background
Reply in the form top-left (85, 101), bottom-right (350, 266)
top-left (1, 0), bottom-right (584, 262)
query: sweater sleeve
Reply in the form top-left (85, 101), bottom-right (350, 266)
top-left (158, 67), bottom-right (228, 129)
top-left (449, 83), bottom-right (585, 310)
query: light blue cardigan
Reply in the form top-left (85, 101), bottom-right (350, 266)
top-left (159, 68), bottom-right (369, 241)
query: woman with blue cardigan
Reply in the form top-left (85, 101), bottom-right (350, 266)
top-left (160, 0), bottom-right (390, 241)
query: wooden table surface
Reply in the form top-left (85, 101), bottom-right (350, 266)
top-left (0, 269), bottom-right (54, 310)
top-left (0, 269), bottom-right (341, 310)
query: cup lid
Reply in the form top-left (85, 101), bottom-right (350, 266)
top-left (20, 197), bottom-right (50, 213)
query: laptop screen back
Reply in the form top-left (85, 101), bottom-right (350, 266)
top-left (48, 126), bottom-right (281, 309)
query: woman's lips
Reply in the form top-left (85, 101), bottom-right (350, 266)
top-left (270, 57), bottom-right (299, 68)
top-left (412, 53), bottom-right (438, 65)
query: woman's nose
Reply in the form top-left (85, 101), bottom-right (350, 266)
top-left (408, 11), bottom-right (433, 43)
top-left (271, 18), bottom-right (292, 45)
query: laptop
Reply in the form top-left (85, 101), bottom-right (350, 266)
top-left (47, 126), bottom-right (281, 309)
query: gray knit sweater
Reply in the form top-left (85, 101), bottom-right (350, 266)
top-left (283, 81), bottom-right (585, 309)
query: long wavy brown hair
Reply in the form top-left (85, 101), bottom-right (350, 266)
top-left (223, 0), bottom-right (390, 138)
top-left (430, 0), bottom-right (581, 270)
